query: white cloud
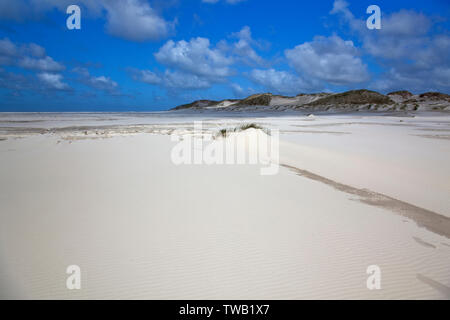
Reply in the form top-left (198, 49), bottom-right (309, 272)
top-left (132, 35), bottom-right (243, 91)
top-left (0, 0), bottom-right (173, 42)
top-left (0, 38), bottom-right (65, 72)
top-left (248, 68), bottom-right (318, 95)
top-left (230, 26), bottom-right (265, 66)
top-left (141, 26), bottom-right (266, 91)
top-left (130, 68), bottom-right (212, 90)
top-left (330, 0), bottom-right (450, 92)
top-left (88, 75), bottom-right (118, 91)
top-left (103, 0), bottom-right (174, 41)
top-left (133, 69), bottom-right (162, 85)
top-left (229, 83), bottom-right (256, 98)
top-left (0, 39), bottom-right (69, 93)
top-left (0, 38), bottom-right (18, 65)
top-left (163, 70), bottom-right (211, 89)
top-left (330, 0), bottom-right (431, 38)
top-left (0, 38), bottom-right (18, 57)
top-left (381, 10), bottom-right (431, 36)
top-left (230, 83), bottom-right (244, 96)
top-left (0, 39), bottom-right (47, 62)
top-left (18, 56), bottom-right (64, 72)
top-left (26, 43), bottom-right (46, 58)
top-left (37, 72), bottom-right (69, 90)
top-left (361, 10), bottom-right (433, 60)
top-left (73, 67), bottom-right (119, 93)
top-left (285, 35), bottom-right (369, 85)
top-left (155, 37), bottom-right (234, 79)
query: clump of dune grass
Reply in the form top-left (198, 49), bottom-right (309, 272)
top-left (237, 123), bottom-right (271, 135)
top-left (215, 123), bottom-right (270, 138)
top-left (217, 128), bottom-right (228, 138)
top-left (237, 123), bottom-right (264, 131)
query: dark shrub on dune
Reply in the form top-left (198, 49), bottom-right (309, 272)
top-left (308, 89), bottom-right (393, 106)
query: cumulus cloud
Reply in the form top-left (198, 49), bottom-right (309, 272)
top-left (330, 0), bottom-right (363, 32)
top-left (0, 0), bottom-right (173, 42)
top-left (230, 83), bottom-right (244, 96)
top-left (0, 40), bottom-right (46, 62)
top-left (330, 0), bottom-right (450, 92)
top-left (133, 26), bottom-right (267, 91)
top-left (285, 35), bottom-right (369, 85)
top-left (0, 38), bottom-right (18, 65)
top-left (130, 68), bottom-right (212, 90)
top-left (18, 56), bottom-right (65, 72)
top-left (155, 37), bottom-right (234, 79)
top-left (132, 69), bottom-right (162, 85)
top-left (25, 43), bottom-right (46, 58)
top-left (248, 68), bottom-right (318, 95)
top-left (0, 68), bottom-right (69, 93)
top-left (37, 73), bottom-right (69, 90)
top-left (361, 10), bottom-right (433, 60)
top-left (88, 76), bottom-right (118, 92)
top-left (103, 0), bottom-right (174, 41)
top-left (230, 26), bottom-right (266, 66)
top-left (163, 70), bottom-right (212, 89)
top-left (0, 38), bottom-right (65, 71)
top-left (130, 36), bottom-right (236, 91)
top-left (0, 38), bottom-right (69, 92)
top-left (0, 38), bottom-right (18, 57)
top-left (73, 67), bottom-right (119, 93)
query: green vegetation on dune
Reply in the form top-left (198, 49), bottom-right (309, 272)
top-left (234, 94), bottom-right (272, 106)
top-left (170, 89), bottom-right (450, 112)
top-left (308, 89), bottom-right (393, 106)
top-left (215, 123), bottom-right (269, 138)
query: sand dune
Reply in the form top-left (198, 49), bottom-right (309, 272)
top-left (0, 112), bottom-right (449, 299)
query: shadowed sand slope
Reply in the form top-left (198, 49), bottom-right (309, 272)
top-left (282, 164), bottom-right (450, 239)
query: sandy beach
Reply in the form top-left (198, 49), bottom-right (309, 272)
top-left (0, 112), bottom-right (449, 299)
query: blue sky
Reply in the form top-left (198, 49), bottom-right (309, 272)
top-left (0, 0), bottom-right (449, 111)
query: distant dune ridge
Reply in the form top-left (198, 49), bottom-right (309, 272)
top-left (171, 89), bottom-right (450, 112)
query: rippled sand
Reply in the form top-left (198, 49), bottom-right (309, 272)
top-left (0, 112), bottom-right (449, 299)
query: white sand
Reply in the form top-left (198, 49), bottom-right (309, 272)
top-left (0, 112), bottom-right (449, 299)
